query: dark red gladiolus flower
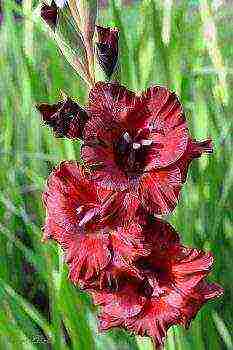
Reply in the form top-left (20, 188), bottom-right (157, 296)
top-left (92, 219), bottom-right (223, 349)
top-left (96, 26), bottom-right (119, 77)
top-left (42, 161), bottom-right (112, 287)
top-left (82, 82), bottom-right (213, 215)
top-left (37, 98), bottom-right (89, 139)
top-left (41, 1), bottom-right (58, 29)
top-left (42, 161), bottom-right (150, 288)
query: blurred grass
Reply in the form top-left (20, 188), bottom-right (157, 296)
top-left (0, 0), bottom-right (232, 349)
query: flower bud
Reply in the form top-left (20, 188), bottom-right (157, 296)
top-left (96, 25), bottom-right (119, 78)
top-left (41, 1), bottom-right (58, 29)
top-left (37, 98), bottom-right (89, 139)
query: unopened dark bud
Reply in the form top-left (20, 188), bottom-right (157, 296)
top-left (41, 1), bottom-right (58, 29)
top-left (96, 25), bottom-right (119, 78)
top-left (36, 98), bottom-right (89, 139)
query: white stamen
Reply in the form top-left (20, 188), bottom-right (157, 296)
top-left (123, 132), bottom-right (132, 143)
top-left (132, 143), bottom-right (141, 150)
top-left (76, 205), bottom-right (84, 215)
top-left (141, 139), bottom-right (153, 146)
top-left (78, 208), bottom-right (97, 227)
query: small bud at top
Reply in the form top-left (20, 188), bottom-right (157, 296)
top-left (41, 1), bottom-right (58, 29)
top-left (95, 25), bottom-right (119, 78)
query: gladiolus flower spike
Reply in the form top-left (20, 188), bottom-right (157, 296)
top-left (40, 41), bottom-right (223, 349)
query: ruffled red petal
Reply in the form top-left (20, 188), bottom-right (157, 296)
top-left (94, 224), bottom-right (151, 283)
top-left (81, 143), bottom-right (129, 190)
top-left (177, 138), bottom-right (213, 183)
top-left (140, 167), bottom-right (181, 215)
top-left (144, 218), bottom-right (181, 252)
top-left (99, 191), bottom-right (145, 226)
top-left (125, 297), bottom-right (181, 349)
top-left (88, 82), bottom-right (136, 120)
top-left (92, 281), bottom-right (147, 329)
top-left (136, 86), bottom-right (188, 168)
top-left (178, 280), bottom-right (224, 328)
top-left (138, 137), bottom-right (213, 214)
top-left (42, 161), bottom-right (101, 233)
top-left (111, 224), bottom-right (151, 271)
top-left (67, 233), bottom-right (111, 286)
top-left (44, 218), bottom-right (111, 287)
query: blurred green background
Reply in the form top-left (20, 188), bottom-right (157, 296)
top-left (0, 0), bottom-right (232, 349)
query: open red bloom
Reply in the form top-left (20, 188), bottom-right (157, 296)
top-left (82, 82), bottom-right (213, 215)
top-left (37, 98), bottom-right (89, 139)
top-left (92, 219), bottom-right (223, 349)
top-left (42, 161), bottom-right (150, 288)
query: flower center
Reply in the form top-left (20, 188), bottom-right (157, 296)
top-left (137, 257), bottom-right (172, 288)
top-left (114, 131), bottom-right (152, 177)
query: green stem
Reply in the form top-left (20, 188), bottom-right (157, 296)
top-left (23, 0), bottom-right (34, 58)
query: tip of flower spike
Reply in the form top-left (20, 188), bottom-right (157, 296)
top-left (95, 25), bottom-right (119, 78)
top-left (41, 1), bottom-right (58, 30)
